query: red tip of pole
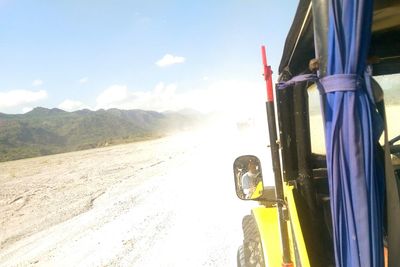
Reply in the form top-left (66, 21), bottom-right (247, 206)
top-left (261, 45), bottom-right (274, 102)
top-left (261, 46), bottom-right (267, 67)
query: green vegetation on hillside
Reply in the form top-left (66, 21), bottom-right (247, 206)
top-left (0, 107), bottom-right (203, 162)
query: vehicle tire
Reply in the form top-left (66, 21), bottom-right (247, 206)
top-left (237, 245), bottom-right (246, 267)
top-left (242, 215), bottom-right (265, 267)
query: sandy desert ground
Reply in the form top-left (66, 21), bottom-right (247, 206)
top-left (0, 123), bottom-right (270, 267)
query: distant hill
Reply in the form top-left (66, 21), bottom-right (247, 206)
top-left (0, 107), bottom-right (204, 162)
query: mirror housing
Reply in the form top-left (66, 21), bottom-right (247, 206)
top-left (233, 155), bottom-right (264, 200)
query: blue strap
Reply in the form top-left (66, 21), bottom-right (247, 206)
top-left (277, 73), bottom-right (364, 95)
top-left (319, 74), bottom-right (363, 93)
top-left (276, 74), bottom-right (318, 89)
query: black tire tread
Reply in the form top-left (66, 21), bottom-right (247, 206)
top-left (242, 215), bottom-right (260, 242)
top-left (237, 245), bottom-right (246, 267)
top-left (241, 215), bottom-right (265, 267)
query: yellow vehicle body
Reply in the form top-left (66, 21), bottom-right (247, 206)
top-left (250, 185), bottom-right (311, 267)
top-left (250, 181), bottom-right (264, 199)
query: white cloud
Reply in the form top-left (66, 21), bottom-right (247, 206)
top-left (32, 79), bottom-right (43, 86)
top-left (58, 99), bottom-right (88, 112)
top-left (94, 79), bottom-right (265, 117)
top-left (0, 90), bottom-right (47, 109)
top-left (79, 77), bottom-right (89, 84)
top-left (95, 83), bottom-right (176, 111)
top-left (96, 85), bottom-right (130, 109)
top-left (22, 107), bottom-right (33, 113)
top-left (156, 54), bottom-right (185, 67)
top-left (176, 80), bottom-right (265, 115)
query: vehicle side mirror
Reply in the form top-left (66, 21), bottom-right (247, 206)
top-left (233, 155), bottom-right (264, 200)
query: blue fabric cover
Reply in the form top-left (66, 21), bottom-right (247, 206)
top-left (322, 0), bottom-right (384, 266)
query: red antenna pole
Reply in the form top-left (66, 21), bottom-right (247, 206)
top-left (261, 45), bottom-right (274, 102)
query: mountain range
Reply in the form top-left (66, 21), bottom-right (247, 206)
top-left (0, 107), bottom-right (204, 162)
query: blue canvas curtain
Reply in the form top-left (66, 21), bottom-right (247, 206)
top-left (320, 0), bottom-right (384, 266)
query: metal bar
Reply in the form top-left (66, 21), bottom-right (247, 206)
top-left (276, 87), bottom-right (299, 182)
top-left (311, 0), bottom-right (329, 78)
top-left (293, 82), bottom-right (334, 265)
top-left (293, 82), bottom-right (316, 213)
top-left (261, 45), bottom-right (293, 266)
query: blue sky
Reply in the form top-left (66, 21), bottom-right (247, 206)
top-left (0, 0), bottom-right (298, 114)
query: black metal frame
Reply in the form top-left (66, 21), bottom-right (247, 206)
top-left (265, 99), bottom-right (292, 264)
top-left (275, 75), bottom-right (335, 265)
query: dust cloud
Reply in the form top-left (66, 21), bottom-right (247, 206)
top-left (0, 116), bottom-right (272, 266)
